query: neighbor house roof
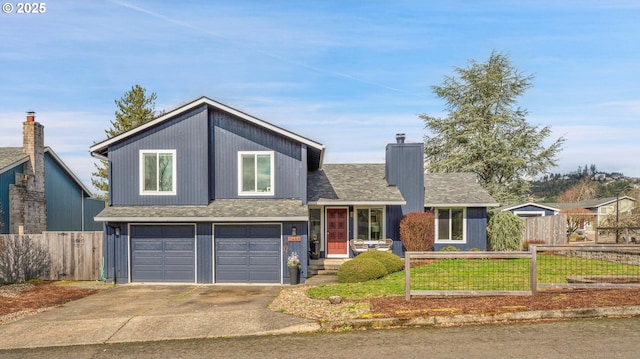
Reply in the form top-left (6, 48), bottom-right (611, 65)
top-left (499, 202), bottom-right (562, 213)
top-left (89, 96), bottom-right (326, 166)
top-left (424, 172), bottom-right (499, 207)
top-left (307, 163), bottom-right (406, 206)
top-left (0, 147), bottom-right (28, 174)
top-left (0, 146), bottom-right (94, 196)
top-left (94, 199), bottom-right (308, 222)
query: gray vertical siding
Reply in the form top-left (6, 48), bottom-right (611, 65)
top-left (385, 142), bottom-right (425, 214)
top-left (197, 223), bottom-right (212, 283)
top-left (110, 105), bottom-right (209, 206)
top-left (283, 221), bottom-right (307, 283)
top-left (44, 153), bottom-right (83, 231)
top-left (212, 110), bottom-right (304, 199)
top-left (0, 164), bottom-right (22, 234)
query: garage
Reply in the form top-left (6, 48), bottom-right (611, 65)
top-left (130, 225), bottom-right (196, 283)
top-left (215, 225), bottom-right (281, 283)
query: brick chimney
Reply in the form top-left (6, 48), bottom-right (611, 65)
top-left (23, 111), bottom-right (45, 193)
top-left (9, 112), bottom-right (47, 233)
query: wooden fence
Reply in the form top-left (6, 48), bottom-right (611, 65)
top-left (523, 214), bottom-right (567, 245)
top-left (0, 231), bottom-right (103, 281)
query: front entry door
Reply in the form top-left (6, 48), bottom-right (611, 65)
top-left (326, 208), bottom-right (348, 256)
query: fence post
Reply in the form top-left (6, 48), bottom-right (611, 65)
top-left (405, 252), bottom-right (411, 301)
top-left (530, 245), bottom-right (537, 295)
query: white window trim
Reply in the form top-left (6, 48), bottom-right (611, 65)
top-left (139, 149), bottom-right (177, 196)
top-left (354, 206), bottom-right (386, 241)
top-left (237, 151), bottom-right (275, 196)
top-left (434, 207), bottom-right (467, 244)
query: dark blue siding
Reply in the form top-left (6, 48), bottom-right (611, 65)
top-left (103, 224), bottom-right (130, 283)
top-left (45, 153), bottom-right (84, 231)
top-left (433, 207), bottom-right (488, 251)
top-left (385, 142), bottom-right (424, 214)
top-left (197, 223), bottom-right (212, 283)
top-left (283, 221), bottom-right (307, 282)
top-left (212, 110), bottom-right (304, 199)
top-left (386, 205), bottom-right (404, 256)
top-left (110, 105), bottom-right (209, 206)
top-left (0, 164), bottom-right (22, 234)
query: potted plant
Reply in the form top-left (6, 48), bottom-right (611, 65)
top-left (287, 251), bottom-right (301, 284)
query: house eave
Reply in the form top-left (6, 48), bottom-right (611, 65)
top-left (311, 200), bottom-right (407, 206)
top-left (95, 216), bottom-right (309, 222)
top-left (426, 202), bottom-right (500, 208)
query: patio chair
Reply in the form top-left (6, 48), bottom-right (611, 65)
top-left (349, 239), bottom-right (369, 255)
top-left (374, 238), bottom-right (393, 251)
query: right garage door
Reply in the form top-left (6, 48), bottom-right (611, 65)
top-left (214, 225), bottom-right (281, 283)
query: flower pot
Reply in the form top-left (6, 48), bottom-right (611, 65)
top-left (288, 266), bottom-right (299, 285)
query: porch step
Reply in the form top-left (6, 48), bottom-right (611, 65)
top-left (307, 258), bottom-right (349, 276)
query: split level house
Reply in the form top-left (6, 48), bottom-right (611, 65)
top-left (90, 97), bottom-right (498, 285)
top-left (0, 112), bottom-right (104, 234)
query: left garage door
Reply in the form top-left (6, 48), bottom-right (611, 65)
top-left (130, 225), bottom-right (195, 283)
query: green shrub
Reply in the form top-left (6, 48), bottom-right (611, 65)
top-left (337, 258), bottom-right (388, 283)
top-left (439, 245), bottom-right (460, 252)
top-left (355, 251), bottom-right (404, 273)
top-left (488, 211), bottom-right (524, 251)
top-left (400, 212), bottom-right (435, 251)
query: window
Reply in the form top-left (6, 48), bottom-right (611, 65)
top-left (140, 150), bottom-right (176, 195)
top-left (435, 208), bottom-right (465, 242)
top-left (238, 151), bottom-right (274, 195)
top-left (356, 208), bottom-right (384, 240)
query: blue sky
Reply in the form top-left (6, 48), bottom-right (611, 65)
top-left (1, 0), bottom-right (639, 193)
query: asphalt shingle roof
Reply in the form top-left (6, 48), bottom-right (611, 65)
top-left (0, 147), bottom-right (27, 172)
top-left (95, 199), bottom-right (308, 221)
top-left (424, 172), bottom-right (499, 207)
top-left (307, 164), bottom-right (405, 204)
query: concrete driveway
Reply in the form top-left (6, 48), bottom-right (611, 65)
top-left (0, 285), bottom-right (320, 350)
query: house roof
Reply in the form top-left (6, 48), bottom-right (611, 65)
top-left (94, 199), bottom-right (308, 222)
top-left (0, 146), bottom-right (94, 196)
top-left (89, 96), bottom-right (326, 166)
top-left (0, 147), bottom-right (28, 174)
top-left (424, 172), bottom-right (499, 207)
top-left (307, 163), bottom-right (406, 205)
top-left (499, 202), bottom-right (561, 212)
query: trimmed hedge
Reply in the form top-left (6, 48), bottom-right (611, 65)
top-left (337, 258), bottom-right (388, 283)
top-left (354, 251), bottom-right (404, 273)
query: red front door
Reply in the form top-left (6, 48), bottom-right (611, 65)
top-left (326, 208), bottom-right (348, 256)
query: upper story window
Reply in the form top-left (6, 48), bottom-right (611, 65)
top-left (435, 208), bottom-right (466, 243)
top-left (140, 150), bottom-right (176, 195)
top-left (238, 151), bottom-right (274, 196)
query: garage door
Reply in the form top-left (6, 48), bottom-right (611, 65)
top-left (130, 225), bottom-right (195, 283)
top-left (215, 225), bottom-right (281, 283)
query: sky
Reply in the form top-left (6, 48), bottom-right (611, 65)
top-left (1, 0), bottom-right (639, 194)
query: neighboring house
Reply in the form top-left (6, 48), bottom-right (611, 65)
top-left (89, 96), bottom-right (498, 285)
top-left (500, 202), bottom-right (561, 218)
top-left (0, 112), bottom-right (105, 234)
top-left (502, 197), bottom-right (636, 231)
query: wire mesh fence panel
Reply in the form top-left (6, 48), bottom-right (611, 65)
top-left (405, 252), bottom-right (532, 300)
top-left (534, 245), bottom-right (640, 290)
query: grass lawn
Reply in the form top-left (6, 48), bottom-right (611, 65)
top-left (307, 254), bottom-right (640, 299)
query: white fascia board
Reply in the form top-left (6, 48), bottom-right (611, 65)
top-left (95, 216), bottom-right (309, 222)
top-left (311, 200), bottom-right (406, 206)
top-left (426, 202), bottom-right (500, 208)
